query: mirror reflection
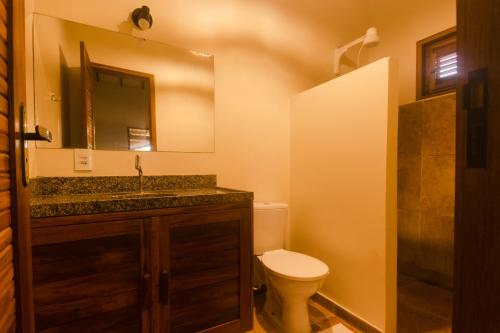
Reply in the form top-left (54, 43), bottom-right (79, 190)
top-left (33, 14), bottom-right (215, 152)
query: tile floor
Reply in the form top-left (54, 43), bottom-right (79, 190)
top-left (397, 274), bottom-right (452, 333)
top-left (251, 290), bottom-right (360, 333)
top-left (251, 275), bottom-right (452, 333)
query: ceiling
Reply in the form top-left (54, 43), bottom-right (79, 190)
top-left (32, 0), bottom-right (373, 50)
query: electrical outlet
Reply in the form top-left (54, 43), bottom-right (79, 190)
top-left (74, 149), bottom-right (93, 171)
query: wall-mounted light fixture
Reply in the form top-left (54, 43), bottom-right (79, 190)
top-left (333, 27), bottom-right (380, 76)
top-left (132, 6), bottom-right (153, 30)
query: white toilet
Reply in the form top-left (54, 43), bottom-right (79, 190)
top-left (254, 202), bottom-right (329, 333)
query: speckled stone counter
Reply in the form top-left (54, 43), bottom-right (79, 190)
top-left (30, 175), bottom-right (218, 195)
top-left (30, 175), bottom-right (253, 218)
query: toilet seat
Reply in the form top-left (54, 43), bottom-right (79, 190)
top-left (261, 249), bottom-right (329, 281)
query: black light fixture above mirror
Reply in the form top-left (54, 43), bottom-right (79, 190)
top-left (132, 6), bottom-right (153, 30)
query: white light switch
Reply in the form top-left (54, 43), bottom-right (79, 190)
top-left (74, 149), bottom-right (93, 171)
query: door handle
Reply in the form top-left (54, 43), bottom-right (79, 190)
top-left (464, 68), bottom-right (488, 168)
top-left (20, 104), bottom-right (53, 186)
top-left (159, 270), bottom-right (169, 305)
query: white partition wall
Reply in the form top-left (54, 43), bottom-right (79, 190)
top-left (289, 58), bottom-right (398, 332)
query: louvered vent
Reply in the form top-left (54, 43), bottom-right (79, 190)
top-left (437, 52), bottom-right (458, 79)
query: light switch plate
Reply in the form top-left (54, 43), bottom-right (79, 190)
top-left (74, 149), bottom-right (93, 171)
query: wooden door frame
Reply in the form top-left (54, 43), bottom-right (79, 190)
top-left (8, 0), bottom-right (35, 331)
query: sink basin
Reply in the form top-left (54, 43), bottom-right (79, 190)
top-left (111, 191), bottom-right (178, 199)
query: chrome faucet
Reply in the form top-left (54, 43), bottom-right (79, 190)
top-left (135, 155), bottom-right (143, 193)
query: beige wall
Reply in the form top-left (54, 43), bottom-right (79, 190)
top-left (28, 0), bottom-right (367, 203)
top-left (26, 0), bottom-right (458, 196)
top-left (289, 58), bottom-right (398, 332)
top-left (365, 0), bottom-right (456, 105)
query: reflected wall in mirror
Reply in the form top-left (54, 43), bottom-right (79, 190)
top-left (33, 14), bottom-right (215, 152)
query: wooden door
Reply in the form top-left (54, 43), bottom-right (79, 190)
top-left (31, 219), bottom-right (151, 332)
top-left (80, 41), bottom-right (95, 149)
top-left (1, 0), bottom-right (36, 332)
top-left (0, 1), bottom-right (15, 329)
top-left (454, 0), bottom-right (500, 331)
top-left (158, 209), bottom-right (252, 333)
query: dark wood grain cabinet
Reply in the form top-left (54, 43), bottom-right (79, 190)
top-left (31, 219), bottom-right (150, 333)
top-left (159, 210), bottom-right (252, 333)
top-left (31, 203), bottom-right (253, 333)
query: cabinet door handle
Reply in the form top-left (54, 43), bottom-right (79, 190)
top-left (142, 273), bottom-right (152, 309)
top-left (160, 270), bottom-right (169, 305)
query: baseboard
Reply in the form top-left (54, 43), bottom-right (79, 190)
top-left (311, 292), bottom-right (383, 333)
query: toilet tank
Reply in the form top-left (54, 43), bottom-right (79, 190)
top-left (253, 202), bottom-right (288, 255)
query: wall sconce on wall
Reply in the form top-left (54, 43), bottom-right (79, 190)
top-left (132, 6), bottom-right (153, 30)
top-left (333, 27), bottom-right (380, 76)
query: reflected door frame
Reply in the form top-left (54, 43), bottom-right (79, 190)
top-left (90, 62), bottom-right (157, 151)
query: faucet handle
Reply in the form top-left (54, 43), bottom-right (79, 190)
top-left (135, 155), bottom-right (141, 170)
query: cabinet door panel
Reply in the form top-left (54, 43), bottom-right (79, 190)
top-left (32, 219), bottom-right (149, 332)
top-left (171, 248), bottom-right (239, 273)
top-left (35, 292), bottom-right (139, 330)
top-left (170, 264), bottom-right (239, 291)
top-left (34, 267), bottom-right (140, 306)
top-left (170, 279), bottom-right (240, 333)
top-left (170, 219), bottom-right (240, 258)
top-left (159, 209), bottom-right (252, 333)
top-left (37, 306), bottom-right (140, 333)
top-left (32, 234), bottom-right (139, 284)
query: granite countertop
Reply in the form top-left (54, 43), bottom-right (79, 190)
top-left (30, 175), bottom-right (253, 218)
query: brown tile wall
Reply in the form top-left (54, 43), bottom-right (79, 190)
top-left (397, 93), bottom-right (456, 289)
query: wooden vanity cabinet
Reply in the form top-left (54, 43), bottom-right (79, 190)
top-left (30, 203), bottom-right (253, 333)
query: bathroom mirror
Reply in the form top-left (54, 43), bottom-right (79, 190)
top-left (33, 14), bottom-right (215, 152)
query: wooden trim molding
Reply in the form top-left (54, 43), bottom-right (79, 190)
top-left (31, 201), bottom-right (253, 229)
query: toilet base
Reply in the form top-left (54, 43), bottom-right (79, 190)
top-left (282, 300), bottom-right (311, 333)
top-left (263, 281), bottom-right (312, 333)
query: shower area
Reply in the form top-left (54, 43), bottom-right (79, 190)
top-left (397, 92), bottom-right (455, 332)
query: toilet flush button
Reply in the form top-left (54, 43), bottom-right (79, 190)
top-left (74, 149), bottom-right (93, 171)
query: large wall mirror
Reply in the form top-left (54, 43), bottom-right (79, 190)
top-left (33, 14), bottom-right (215, 152)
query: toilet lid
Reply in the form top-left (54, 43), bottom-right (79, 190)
top-left (261, 249), bottom-right (329, 281)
